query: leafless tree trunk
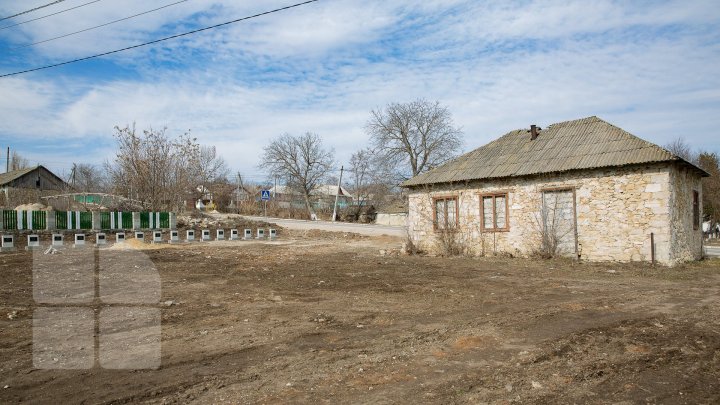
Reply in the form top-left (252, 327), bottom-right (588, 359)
top-left (664, 137), bottom-right (697, 163)
top-left (260, 132), bottom-right (334, 219)
top-left (9, 150), bottom-right (30, 171)
top-left (194, 145), bottom-right (229, 204)
top-left (365, 99), bottom-right (463, 182)
top-left (107, 124), bottom-right (200, 211)
top-left (699, 151), bottom-right (720, 227)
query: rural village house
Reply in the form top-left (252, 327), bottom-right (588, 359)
top-left (402, 116), bottom-right (708, 266)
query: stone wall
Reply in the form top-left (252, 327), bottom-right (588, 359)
top-left (668, 164), bottom-right (703, 262)
top-left (407, 163), bottom-right (703, 265)
top-left (375, 212), bottom-right (408, 227)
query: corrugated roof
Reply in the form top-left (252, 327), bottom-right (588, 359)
top-left (402, 116), bottom-right (707, 187)
top-left (0, 166), bottom-right (39, 186)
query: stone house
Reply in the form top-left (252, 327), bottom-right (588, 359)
top-left (402, 116), bottom-right (708, 265)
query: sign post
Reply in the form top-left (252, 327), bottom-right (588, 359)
top-left (261, 190), bottom-right (271, 217)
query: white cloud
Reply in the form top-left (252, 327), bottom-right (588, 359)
top-left (0, 0), bottom-right (719, 179)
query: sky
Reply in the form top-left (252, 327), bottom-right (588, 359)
top-left (0, 0), bottom-right (719, 184)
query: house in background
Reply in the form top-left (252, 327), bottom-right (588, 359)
top-left (269, 184), bottom-right (354, 210)
top-left (311, 184), bottom-right (354, 209)
top-left (0, 165), bottom-right (66, 191)
top-left (1, 165), bottom-right (68, 206)
top-left (402, 116), bottom-right (707, 266)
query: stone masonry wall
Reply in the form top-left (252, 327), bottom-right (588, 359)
top-left (668, 164), bottom-right (703, 262)
top-left (407, 163), bottom-right (700, 265)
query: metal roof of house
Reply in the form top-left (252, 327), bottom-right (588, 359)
top-left (402, 116), bottom-right (707, 187)
top-left (0, 166), bottom-right (41, 186)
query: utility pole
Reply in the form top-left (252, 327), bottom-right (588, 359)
top-left (5, 147), bottom-right (9, 172)
top-left (332, 166), bottom-right (344, 222)
top-left (71, 163), bottom-right (77, 188)
top-left (236, 172), bottom-right (242, 212)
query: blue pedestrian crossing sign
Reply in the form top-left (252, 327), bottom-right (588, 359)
top-left (261, 190), bottom-right (271, 201)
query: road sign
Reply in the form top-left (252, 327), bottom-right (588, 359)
top-left (261, 190), bottom-right (271, 201)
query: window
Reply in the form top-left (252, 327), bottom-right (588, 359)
top-left (433, 197), bottom-right (458, 229)
top-left (481, 193), bottom-right (508, 231)
top-left (693, 190), bottom-right (699, 230)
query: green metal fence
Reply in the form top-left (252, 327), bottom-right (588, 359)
top-left (100, 212), bottom-right (111, 229)
top-left (2, 210), bottom-right (46, 230)
top-left (1, 210), bottom-right (172, 230)
top-left (140, 212), bottom-right (150, 229)
top-left (2, 210), bottom-right (17, 230)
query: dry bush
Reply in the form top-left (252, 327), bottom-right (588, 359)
top-left (434, 226), bottom-right (468, 256)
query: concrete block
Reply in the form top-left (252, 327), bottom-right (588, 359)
top-left (74, 234), bottom-right (86, 246)
top-left (1, 234), bottom-right (14, 251)
top-left (243, 229), bottom-right (252, 240)
top-left (186, 230), bottom-right (195, 241)
top-left (134, 232), bottom-right (145, 242)
top-left (115, 233), bottom-right (126, 243)
top-left (230, 229), bottom-right (239, 240)
top-left (216, 229), bottom-right (225, 240)
top-left (269, 229), bottom-right (277, 239)
top-left (52, 233), bottom-right (63, 246)
top-left (152, 231), bottom-right (162, 243)
top-left (27, 234), bottom-right (41, 249)
top-left (96, 233), bottom-right (107, 246)
top-left (169, 230), bottom-right (180, 243)
top-left (201, 229), bottom-right (211, 241)
top-left (256, 229), bottom-right (265, 239)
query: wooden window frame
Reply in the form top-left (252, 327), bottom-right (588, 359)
top-left (432, 196), bottom-right (459, 231)
top-left (693, 190), bottom-right (700, 231)
top-left (479, 192), bottom-right (509, 232)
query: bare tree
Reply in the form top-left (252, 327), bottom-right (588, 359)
top-left (194, 145), bottom-right (229, 204)
top-left (665, 137), bottom-right (697, 163)
top-left (365, 99), bottom-right (463, 182)
top-left (107, 124), bottom-right (199, 211)
top-left (699, 151), bottom-right (720, 227)
top-left (349, 148), bottom-right (373, 206)
top-left (260, 132), bottom-right (334, 219)
top-left (9, 150), bottom-right (30, 171)
top-left (68, 163), bottom-right (108, 192)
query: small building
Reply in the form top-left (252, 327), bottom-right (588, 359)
top-left (1, 166), bottom-right (68, 206)
top-left (269, 184), bottom-right (354, 210)
top-left (0, 165), bottom-right (66, 191)
top-left (402, 116), bottom-right (708, 265)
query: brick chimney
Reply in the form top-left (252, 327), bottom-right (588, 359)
top-left (530, 124), bottom-right (539, 140)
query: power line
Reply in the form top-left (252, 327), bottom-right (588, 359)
top-left (0, 0), bottom-right (103, 31)
top-left (15, 0), bottom-right (190, 48)
top-left (0, 0), bottom-right (320, 78)
top-left (0, 0), bottom-right (68, 22)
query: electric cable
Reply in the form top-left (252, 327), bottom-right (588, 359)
top-left (0, 0), bottom-right (320, 78)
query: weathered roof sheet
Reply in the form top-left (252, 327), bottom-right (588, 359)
top-left (402, 116), bottom-right (706, 187)
top-left (0, 166), bottom-right (38, 186)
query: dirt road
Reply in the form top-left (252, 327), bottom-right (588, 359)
top-left (1, 235), bottom-right (719, 404)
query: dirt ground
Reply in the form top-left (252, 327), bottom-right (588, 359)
top-left (1, 233), bottom-right (719, 404)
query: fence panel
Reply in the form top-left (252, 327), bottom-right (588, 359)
top-left (31, 211), bottom-right (46, 230)
top-left (100, 212), bottom-right (111, 229)
top-left (2, 210), bottom-right (17, 230)
top-left (121, 212), bottom-right (133, 229)
top-left (159, 212), bottom-right (170, 229)
top-left (55, 211), bottom-right (68, 229)
top-left (79, 212), bottom-right (92, 229)
top-left (140, 212), bottom-right (150, 229)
